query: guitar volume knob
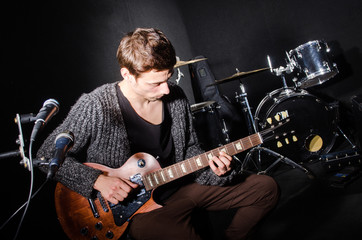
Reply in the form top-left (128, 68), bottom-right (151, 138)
top-left (106, 230), bottom-right (114, 239)
top-left (80, 226), bottom-right (89, 236)
top-left (95, 221), bottom-right (103, 230)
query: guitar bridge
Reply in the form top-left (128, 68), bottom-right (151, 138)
top-left (110, 187), bottom-right (152, 226)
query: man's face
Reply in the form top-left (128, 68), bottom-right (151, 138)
top-left (132, 69), bottom-right (172, 102)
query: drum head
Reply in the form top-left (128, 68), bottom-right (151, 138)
top-left (255, 89), bottom-right (337, 163)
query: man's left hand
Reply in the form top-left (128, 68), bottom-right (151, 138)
top-left (209, 151), bottom-right (233, 176)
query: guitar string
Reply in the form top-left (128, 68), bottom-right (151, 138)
top-left (142, 120), bottom-right (287, 189)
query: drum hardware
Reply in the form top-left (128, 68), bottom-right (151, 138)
top-left (320, 149), bottom-right (361, 172)
top-left (336, 125), bottom-right (357, 149)
top-left (235, 81), bottom-right (257, 135)
top-left (241, 146), bottom-right (314, 179)
top-left (319, 125), bottom-right (360, 172)
top-left (221, 118), bottom-right (231, 144)
top-left (173, 56), bottom-right (186, 85)
top-left (267, 55), bottom-right (295, 95)
top-left (267, 54), bottom-right (294, 77)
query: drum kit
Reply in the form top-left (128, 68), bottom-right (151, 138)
top-left (176, 40), bottom-right (341, 175)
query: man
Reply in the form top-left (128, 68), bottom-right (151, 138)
top-left (37, 28), bottom-right (278, 239)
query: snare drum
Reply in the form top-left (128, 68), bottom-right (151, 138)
top-left (255, 88), bottom-right (338, 163)
top-left (288, 40), bottom-right (338, 88)
top-left (191, 101), bottom-right (224, 149)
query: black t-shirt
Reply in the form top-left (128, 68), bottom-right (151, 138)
top-left (116, 85), bottom-right (183, 202)
top-left (116, 85), bottom-right (174, 166)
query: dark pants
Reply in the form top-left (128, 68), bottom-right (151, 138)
top-left (129, 174), bottom-right (279, 240)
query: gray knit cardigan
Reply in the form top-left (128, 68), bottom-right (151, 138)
top-left (36, 82), bottom-right (239, 198)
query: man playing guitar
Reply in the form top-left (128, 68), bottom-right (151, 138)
top-left (37, 28), bottom-right (279, 240)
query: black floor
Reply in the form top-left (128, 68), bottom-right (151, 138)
top-left (254, 160), bottom-right (362, 240)
top-left (1, 154), bottom-right (361, 240)
top-left (201, 155), bottom-right (362, 240)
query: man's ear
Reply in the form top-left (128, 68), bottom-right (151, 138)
top-left (121, 67), bottom-right (137, 84)
top-left (120, 67), bottom-right (130, 80)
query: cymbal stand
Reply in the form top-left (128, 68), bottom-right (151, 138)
top-left (235, 81), bottom-right (257, 135)
top-left (221, 119), bottom-right (231, 144)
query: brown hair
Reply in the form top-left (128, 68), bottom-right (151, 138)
top-left (116, 28), bottom-right (176, 77)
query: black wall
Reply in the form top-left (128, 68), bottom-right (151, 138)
top-left (1, 0), bottom-right (361, 239)
top-left (177, 0), bottom-right (362, 108)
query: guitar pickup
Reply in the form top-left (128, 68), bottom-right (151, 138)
top-left (97, 191), bottom-right (109, 212)
top-left (87, 198), bottom-right (100, 218)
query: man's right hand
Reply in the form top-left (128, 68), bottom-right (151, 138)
top-left (93, 174), bottom-right (138, 204)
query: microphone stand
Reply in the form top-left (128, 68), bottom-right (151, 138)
top-left (0, 114), bottom-right (32, 169)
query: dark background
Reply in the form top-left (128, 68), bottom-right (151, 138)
top-left (1, 0), bottom-right (361, 239)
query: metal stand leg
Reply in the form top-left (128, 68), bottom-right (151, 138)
top-left (241, 146), bottom-right (315, 179)
top-left (337, 125), bottom-right (357, 149)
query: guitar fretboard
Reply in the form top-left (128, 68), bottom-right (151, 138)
top-left (142, 132), bottom-right (262, 191)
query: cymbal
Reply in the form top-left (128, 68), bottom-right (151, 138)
top-left (174, 58), bottom-right (207, 68)
top-left (190, 101), bottom-right (215, 113)
top-left (208, 67), bottom-right (270, 86)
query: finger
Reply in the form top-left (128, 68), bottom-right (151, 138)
top-left (118, 181), bottom-right (133, 193)
top-left (218, 156), bottom-right (232, 170)
top-left (107, 195), bottom-right (119, 205)
top-left (209, 159), bottom-right (222, 176)
top-left (211, 157), bottom-right (228, 176)
top-left (218, 152), bottom-right (232, 169)
top-left (124, 178), bottom-right (139, 188)
top-left (219, 151), bottom-right (232, 161)
top-left (212, 156), bottom-right (226, 170)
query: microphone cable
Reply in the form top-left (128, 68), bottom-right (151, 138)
top-left (11, 139), bottom-right (47, 240)
top-left (0, 177), bottom-right (48, 232)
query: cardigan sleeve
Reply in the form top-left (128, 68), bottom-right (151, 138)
top-left (36, 93), bottom-right (103, 198)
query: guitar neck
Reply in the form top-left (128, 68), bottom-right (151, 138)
top-left (142, 132), bottom-right (262, 191)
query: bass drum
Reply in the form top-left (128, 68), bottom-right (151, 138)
top-left (255, 88), bottom-right (338, 163)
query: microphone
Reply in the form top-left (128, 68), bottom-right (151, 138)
top-left (30, 99), bottom-right (59, 141)
top-left (47, 131), bottom-right (74, 180)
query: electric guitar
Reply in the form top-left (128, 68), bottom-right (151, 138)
top-left (55, 118), bottom-right (290, 240)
